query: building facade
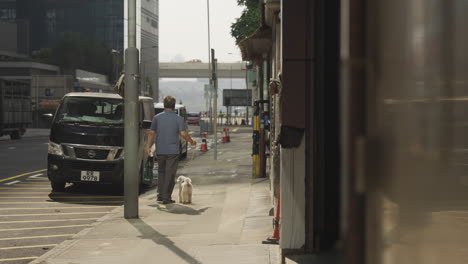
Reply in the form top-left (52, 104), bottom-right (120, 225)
top-left (241, 0), bottom-right (468, 263)
top-left (0, 0), bottom-right (159, 100)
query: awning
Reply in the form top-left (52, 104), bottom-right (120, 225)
top-left (238, 26), bottom-right (272, 63)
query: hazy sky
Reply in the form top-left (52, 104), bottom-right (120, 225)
top-left (159, 0), bottom-right (244, 63)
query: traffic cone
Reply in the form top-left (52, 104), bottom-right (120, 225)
top-left (262, 192), bottom-right (280, 244)
top-left (200, 132), bottom-right (208, 151)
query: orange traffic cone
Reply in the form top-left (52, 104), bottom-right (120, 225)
top-left (262, 192), bottom-right (280, 244)
top-left (200, 132), bottom-right (208, 151)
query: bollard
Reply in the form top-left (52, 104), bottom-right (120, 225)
top-left (222, 128), bottom-right (230, 143)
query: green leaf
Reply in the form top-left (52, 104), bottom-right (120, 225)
top-left (231, 0), bottom-right (261, 44)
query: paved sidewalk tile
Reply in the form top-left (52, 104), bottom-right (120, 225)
top-left (31, 131), bottom-right (279, 264)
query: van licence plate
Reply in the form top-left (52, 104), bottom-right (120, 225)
top-left (81, 171), bottom-right (100, 182)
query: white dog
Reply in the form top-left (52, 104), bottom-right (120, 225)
top-left (180, 177), bottom-right (193, 204)
top-left (176, 176), bottom-right (188, 203)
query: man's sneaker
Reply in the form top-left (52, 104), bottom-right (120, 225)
top-left (162, 200), bottom-right (175, 205)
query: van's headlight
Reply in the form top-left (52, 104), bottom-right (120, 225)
top-left (48, 141), bottom-right (64, 156)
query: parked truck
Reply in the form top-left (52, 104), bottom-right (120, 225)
top-left (0, 79), bottom-right (31, 140)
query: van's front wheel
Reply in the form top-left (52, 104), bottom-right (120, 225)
top-left (51, 181), bottom-right (65, 192)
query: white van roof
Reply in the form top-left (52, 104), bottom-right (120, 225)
top-left (64, 92), bottom-right (153, 101)
top-left (65, 92), bottom-right (122, 99)
top-left (154, 102), bottom-right (185, 109)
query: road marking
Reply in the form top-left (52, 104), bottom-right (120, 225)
top-left (0, 196), bottom-right (123, 199)
top-left (0, 234), bottom-right (73, 241)
top-left (0, 169), bottom-right (47, 183)
top-left (0, 206), bottom-right (118, 210)
top-left (14, 185), bottom-right (50, 187)
top-left (25, 180), bottom-right (48, 182)
top-left (14, 187), bottom-right (50, 188)
top-left (0, 211), bottom-right (109, 217)
top-left (7, 147), bottom-right (16, 150)
top-left (232, 128), bottom-right (239, 132)
top-left (0, 224), bottom-right (92, 232)
top-left (0, 187), bottom-right (50, 190)
top-left (0, 201), bottom-right (123, 204)
top-left (28, 173), bottom-right (46, 179)
top-left (14, 183), bottom-right (48, 185)
top-left (0, 256), bottom-right (38, 262)
top-left (0, 244), bottom-right (57, 250)
top-left (13, 183), bottom-right (48, 185)
top-left (0, 192), bottom-right (64, 194)
top-left (0, 218), bottom-right (99, 224)
top-left (3, 181), bottom-right (20, 186)
top-left (15, 184), bottom-right (49, 186)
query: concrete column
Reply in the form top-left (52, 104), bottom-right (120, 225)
top-left (280, 135), bottom-right (306, 249)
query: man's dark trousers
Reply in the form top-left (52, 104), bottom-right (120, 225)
top-left (156, 154), bottom-right (179, 201)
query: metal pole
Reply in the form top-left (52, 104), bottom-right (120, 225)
top-left (206, 0), bottom-right (213, 132)
top-left (212, 49), bottom-right (218, 160)
top-left (35, 76), bottom-right (38, 128)
top-left (142, 62), bottom-right (145, 96)
top-left (124, 0), bottom-right (139, 219)
top-left (245, 63), bottom-right (249, 125)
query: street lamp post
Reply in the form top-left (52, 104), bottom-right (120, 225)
top-left (124, 0), bottom-right (139, 219)
top-left (206, 0), bottom-right (213, 134)
top-left (227, 53), bottom-right (237, 125)
top-left (111, 49), bottom-right (121, 83)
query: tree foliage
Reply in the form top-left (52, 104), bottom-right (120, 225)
top-left (231, 0), bottom-right (261, 44)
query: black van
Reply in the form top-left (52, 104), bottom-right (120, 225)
top-left (47, 92), bottom-right (154, 191)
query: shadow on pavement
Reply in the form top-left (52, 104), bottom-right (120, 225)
top-left (127, 218), bottom-right (203, 264)
top-left (47, 183), bottom-right (125, 206)
top-left (150, 203), bottom-right (210, 215)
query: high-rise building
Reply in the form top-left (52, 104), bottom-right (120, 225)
top-left (0, 0), bottom-right (159, 99)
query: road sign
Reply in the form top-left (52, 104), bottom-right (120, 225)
top-left (223, 89), bottom-right (252, 106)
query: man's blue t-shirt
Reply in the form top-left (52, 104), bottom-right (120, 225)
top-left (150, 110), bottom-right (186, 155)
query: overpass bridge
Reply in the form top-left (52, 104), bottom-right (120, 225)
top-left (159, 62), bottom-right (246, 78)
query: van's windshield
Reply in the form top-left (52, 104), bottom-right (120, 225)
top-left (56, 96), bottom-right (124, 125)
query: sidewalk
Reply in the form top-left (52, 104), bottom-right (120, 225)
top-left (31, 131), bottom-right (280, 264)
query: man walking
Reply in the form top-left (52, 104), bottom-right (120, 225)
top-left (146, 96), bottom-right (196, 204)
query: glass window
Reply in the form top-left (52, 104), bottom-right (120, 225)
top-left (151, 19), bottom-right (158, 29)
top-left (56, 96), bottom-right (124, 125)
top-left (0, 8), bottom-right (16, 20)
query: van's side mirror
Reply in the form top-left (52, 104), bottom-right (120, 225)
top-left (141, 120), bottom-right (152, 129)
